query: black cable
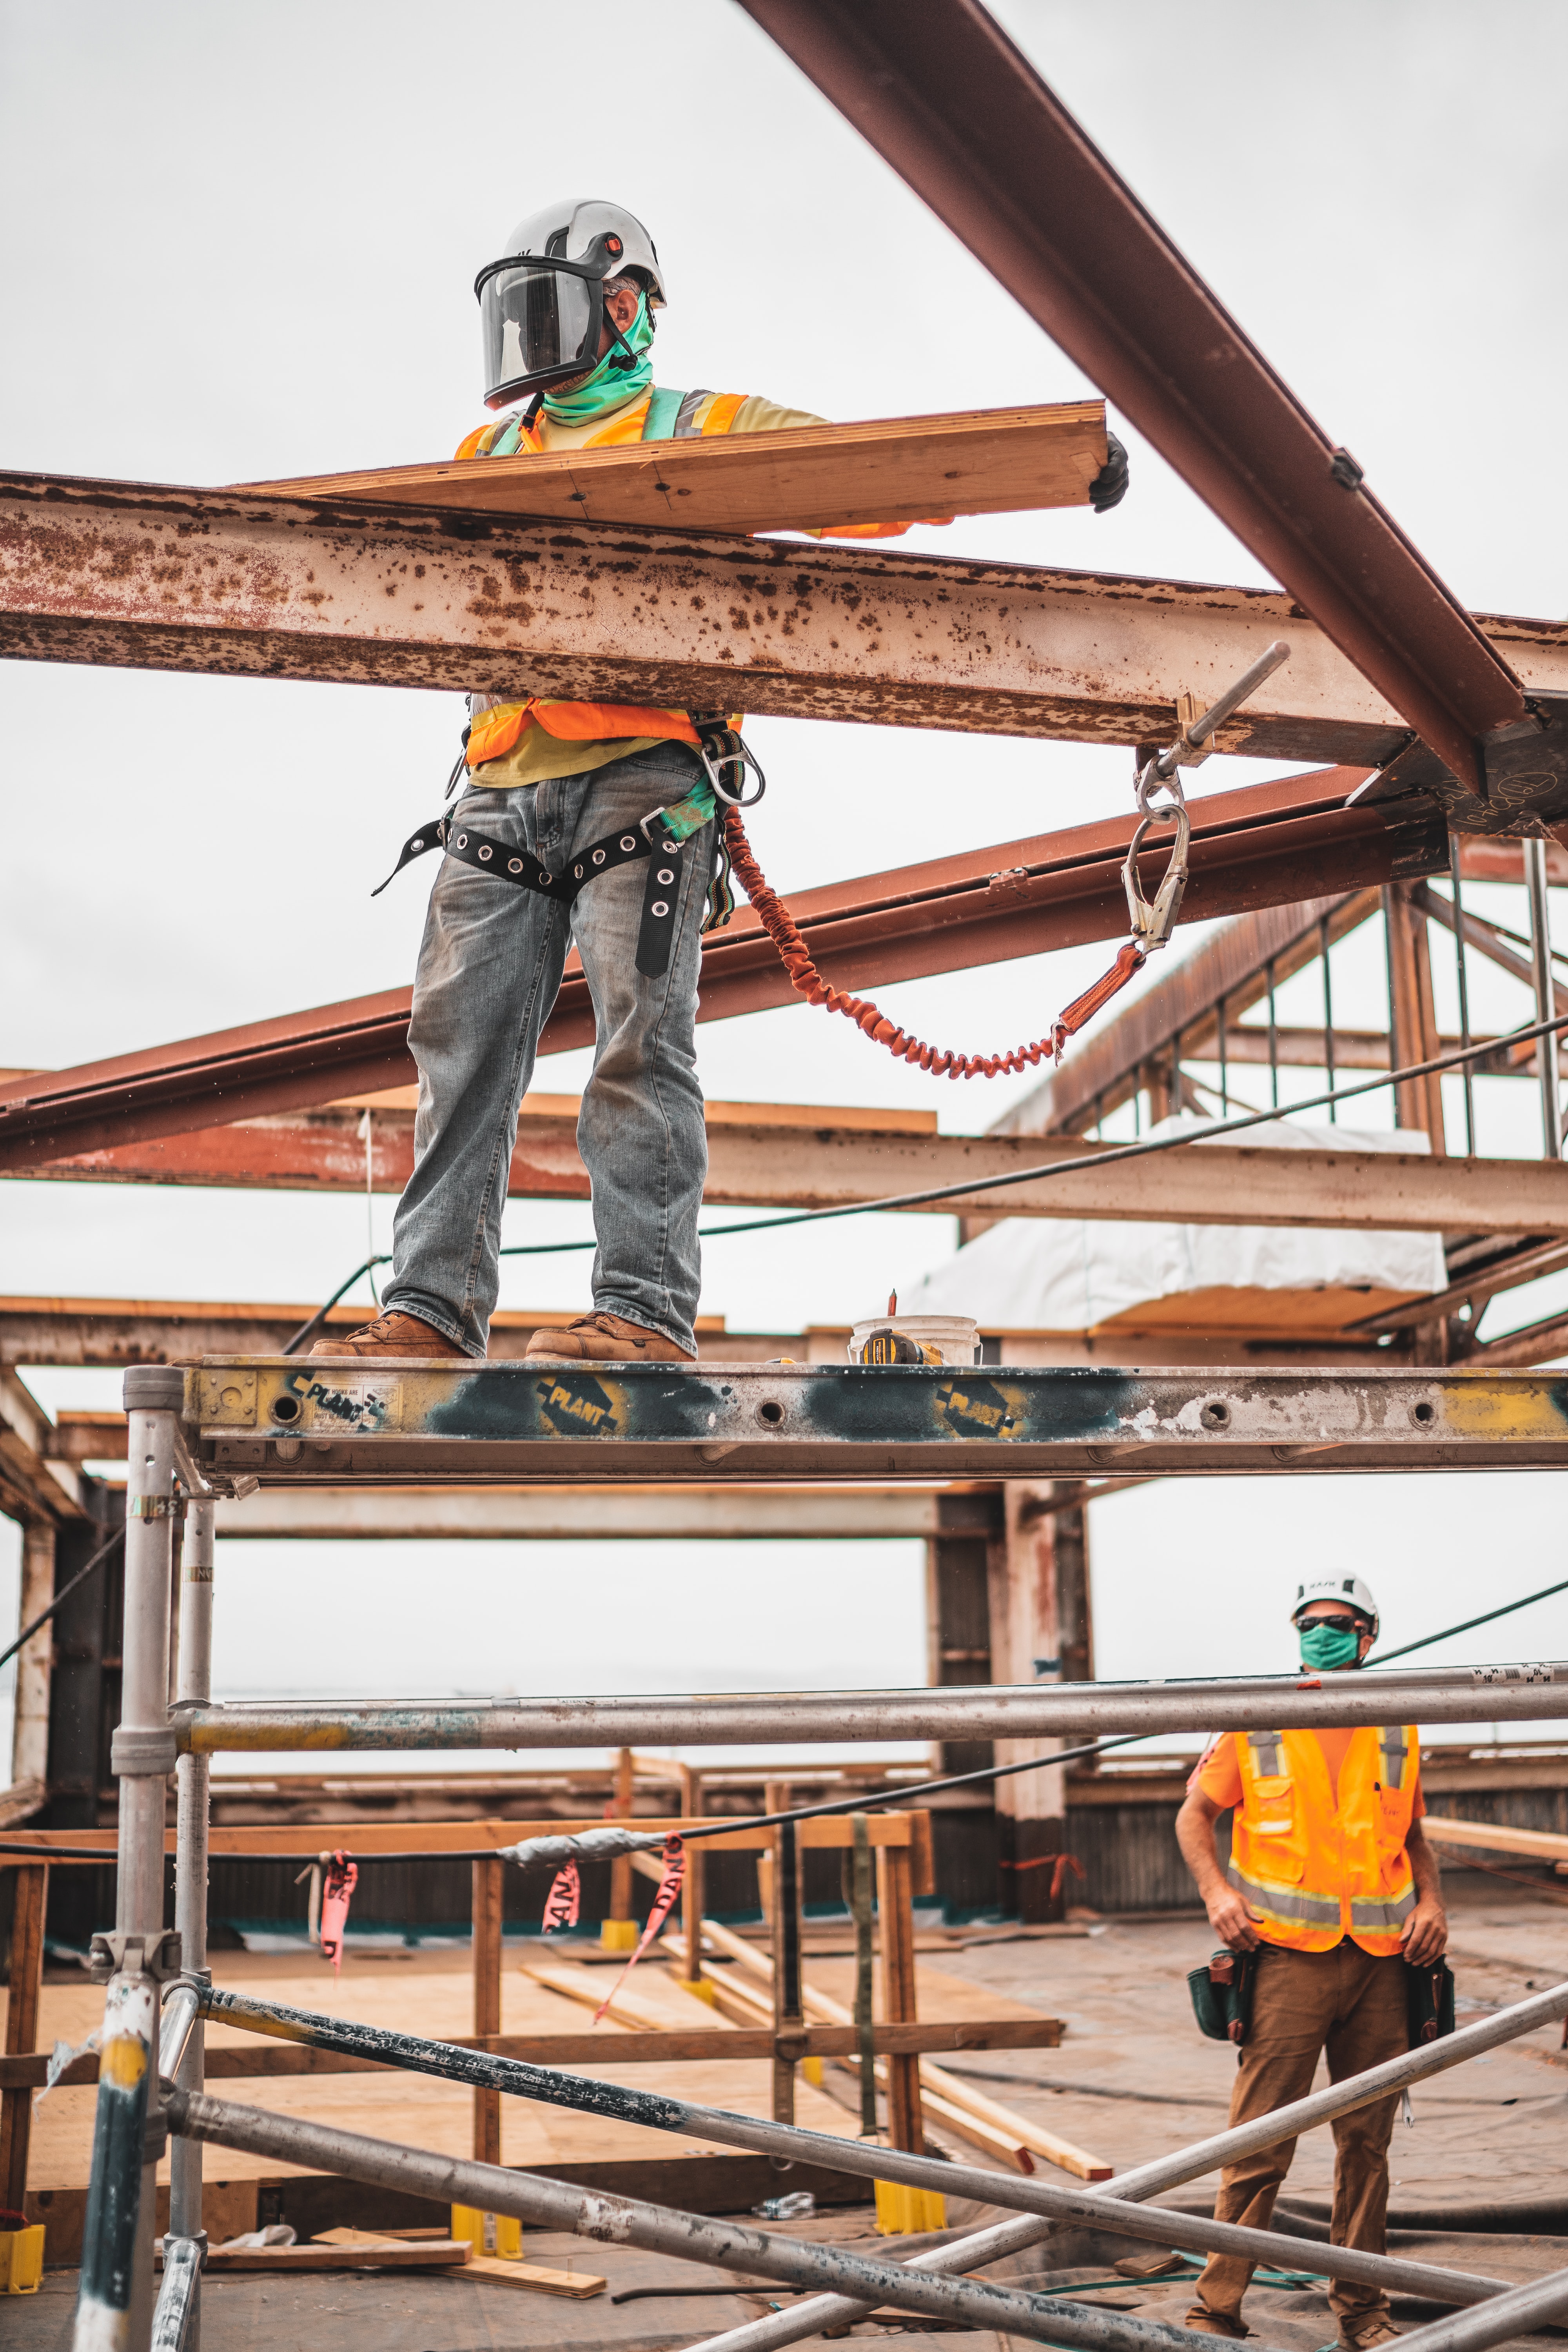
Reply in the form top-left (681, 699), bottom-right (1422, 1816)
top-left (1370, 1576), bottom-right (1568, 1666)
top-left (281, 1257), bottom-right (392, 1355)
top-left (0, 1525), bottom-right (125, 1677)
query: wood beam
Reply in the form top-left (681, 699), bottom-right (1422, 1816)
top-left (5, 473), bottom-right (1568, 762)
top-left (244, 400), bottom-right (1108, 534)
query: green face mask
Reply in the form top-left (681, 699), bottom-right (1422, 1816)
top-left (541, 290), bottom-right (655, 425)
top-left (1299, 1621), bottom-right (1363, 1671)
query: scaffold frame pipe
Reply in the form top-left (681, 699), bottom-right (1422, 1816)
top-left (75, 1375), bottom-right (181, 2352)
top-left (160, 2085), bottom-right (1221, 2352)
top-left (678, 1975), bottom-right (1568, 2352)
top-left (1392, 2267), bottom-right (1568, 2352)
top-left (176, 1660), bottom-right (1568, 1753)
top-left (169, 1496), bottom-right (213, 2256)
top-left (195, 1982), bottom-right (1518, 2310)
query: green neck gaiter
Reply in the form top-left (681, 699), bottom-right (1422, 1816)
top-left (1299, 1622), bottom-right (1362, 1671)
top-left (541, 290), bottom-right (655, 425)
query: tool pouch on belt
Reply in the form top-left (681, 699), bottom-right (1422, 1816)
top-left (1405, 1958), bottom-right (1455, 2046)
top-left (1188, 1947), bottom-right (1258, 2045)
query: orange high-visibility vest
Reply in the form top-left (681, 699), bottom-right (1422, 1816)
top-left (455, 389), bottom-right (749, 767)
top-left (1225, 1724), bottom-right (1418, 1955)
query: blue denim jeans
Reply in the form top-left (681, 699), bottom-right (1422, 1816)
top-left (384, 742), bottom-right (712, 1358)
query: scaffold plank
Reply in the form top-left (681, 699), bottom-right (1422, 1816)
top-left (185, 1359), bottom-right (1568, 1485)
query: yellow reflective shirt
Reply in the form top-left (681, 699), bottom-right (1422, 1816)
top-left (467, 394), bottom-right (831, 791)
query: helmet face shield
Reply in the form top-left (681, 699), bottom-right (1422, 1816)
top-left (477, 257), bottom-right (607, 409)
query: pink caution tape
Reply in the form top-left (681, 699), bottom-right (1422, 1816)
top-left (593, 1836), bottom-right (686, 2025)
top-left (319, 1851), bottom-right (358, 1973)
top-left (542, 1859), bottom-right (581, 1934)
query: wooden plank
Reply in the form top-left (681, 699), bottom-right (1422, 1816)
top-left (0, 1812), bottom-right (916, 1858)
top-left (240, 402), bottom-right (1107, 535)
top-left (0, 1863), bottom-right (47, 2210)
top-left (0, 2015), bottom-right (1067, 2089)
top-left (185, 2239), bottom-right (471, 2272)
top-left (1419, 1815), bottom-right (1568, 1865)
top-left (464, 2254), bottom-right (607, 2296)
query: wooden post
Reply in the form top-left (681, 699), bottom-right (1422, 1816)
top-left (989, 1484), bottom-right (1069, 1922)
top-left (679, 1764), bottom-right (706, 1989)
top-left (471, 1857), bottom-right (503, 2166)
top-left (1383, 884), bottom-right (1446, 1151)
top-left (877, 1843), bottom-right (922, 2152)
top-left (604, 1746), bottom-right (636, 1948)
top-left (771, 1820), bottom-right (805, 2126)
top-left (10, 1521), bottom-right (54, 1790)
top-left (0, 1864), bottom-right (48, 2214)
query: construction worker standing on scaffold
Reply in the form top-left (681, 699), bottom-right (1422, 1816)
top-left (316, 198), bottom-right (1128, 1370)
top-left (1174, 1576), bottom-right (1448, 2349)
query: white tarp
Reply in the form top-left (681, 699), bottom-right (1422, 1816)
top-left (902, 1117), bottom-right (1446, 1333)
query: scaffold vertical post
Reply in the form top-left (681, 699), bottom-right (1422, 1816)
top-left (772, 1817), bottom-right (804, 2127)
top-left (169, 1495), bottom-right (214, 2316)
top-left (74, 1366), bottom-right (182, 2352)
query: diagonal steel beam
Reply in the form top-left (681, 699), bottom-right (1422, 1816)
top-left (0, 768), bottom-right (1441, 1172)
top-left (737, 0), bottom-right (1525, 794)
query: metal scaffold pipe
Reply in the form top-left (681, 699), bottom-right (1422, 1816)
top-left (177, 1660), bottom-right (1568, 1753)
top-left (197, 1978), bottom-right (1552, 2318)
top-left (679, 1975), bottom-right (1568, 2352)
top-left (162, 2087), bottom-right (1217, 2352)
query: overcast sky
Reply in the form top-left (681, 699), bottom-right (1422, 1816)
top-left (3, 0), bottom-right (1566, 1773)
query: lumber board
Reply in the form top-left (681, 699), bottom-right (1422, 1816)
top-left (1418, 1815), bottom-right (1568, 1866)
top-left (464, 2254), bottom-right (608, 2294)
top-left (168, 2238), bottom-right (470, 2271)
top-left (0, 1811), bottom-right (917, 1859)
top-left (239, 401), bottom-right (1107, 535)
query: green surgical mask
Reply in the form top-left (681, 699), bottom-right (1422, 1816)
top-left (541, 290), bottom-right (655, 425)
top-left (1299, 1621), bottom-right (1363, 1671)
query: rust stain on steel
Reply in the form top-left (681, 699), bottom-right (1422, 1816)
top-left (0, 468), bottom-right (1438, 756)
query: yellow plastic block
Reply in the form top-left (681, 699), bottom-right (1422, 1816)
top-left (678, 1977), bottom-right (717, 2006)
top-left (599, 1918), bottom-right (639, 1953)
top-left (873, 2180), bottom-right (946, 2236)
top-left (452, 2205), bottom-right (523, 2261)
top-left (802, 2056), bottom-right (824, 2087)
top-left (0, 2225), bottom-right (45, 2294)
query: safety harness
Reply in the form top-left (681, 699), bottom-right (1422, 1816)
top-left (374, 718), bottom-right (762, 978)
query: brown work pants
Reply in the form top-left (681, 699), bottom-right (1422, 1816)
top-left (1188, 1940), bottom-right (1407, 2342)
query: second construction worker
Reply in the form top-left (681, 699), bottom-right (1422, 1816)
top-left (1174, 1576), bottom-right (1447, 2348)
top-left (319, 197), bottom-right (1127, 1369)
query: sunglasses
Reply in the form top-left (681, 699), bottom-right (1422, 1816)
top-left (1299, 1613), bottom-right (1366, 1633)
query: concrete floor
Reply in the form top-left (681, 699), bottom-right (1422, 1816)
top-left (15, 1873), bottom-right (1568, 2352)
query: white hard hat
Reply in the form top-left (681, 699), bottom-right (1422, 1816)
top-left (1292, 1575), bottom-right (1379, 1641)
top-left (475, 199), bottom-right (666, 410)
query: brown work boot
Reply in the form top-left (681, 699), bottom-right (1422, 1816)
top-left (1339, 2324), bottom-right (1400, 2350)
top-left (523, 1311), bottom-right (695, 1366)
top-left (310, 1310), bottom-right (469, 1361)
top-left (1182, 2311), bottom-right (1250, 2341)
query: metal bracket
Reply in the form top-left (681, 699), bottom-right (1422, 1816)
top-left (111, 1724), bottom-right (179, 1777)
top-left (88, 1928), bottom-right (184, 1985)
top-left (1170, 691), bottom-right (1213, 767)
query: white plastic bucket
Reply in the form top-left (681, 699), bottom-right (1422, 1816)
top-left (848, 1314), bottom-right (981, 1367)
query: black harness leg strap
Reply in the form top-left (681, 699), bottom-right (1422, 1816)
top-left (635, 832), bottom-right (684, 978)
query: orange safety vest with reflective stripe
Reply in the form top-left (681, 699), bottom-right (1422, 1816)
top-left (1225, 1724), bottom-right (1418, 1955)
top-left (455, 389), bottom-right (749, 767)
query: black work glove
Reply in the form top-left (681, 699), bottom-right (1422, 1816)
top-left (1089, 430), bottom-right (1129, 513)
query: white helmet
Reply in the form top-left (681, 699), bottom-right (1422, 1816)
top-left (1291, 1575), bottom-right (1379, 1641)
top-left (474, 199), bottom-right (666, 410)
